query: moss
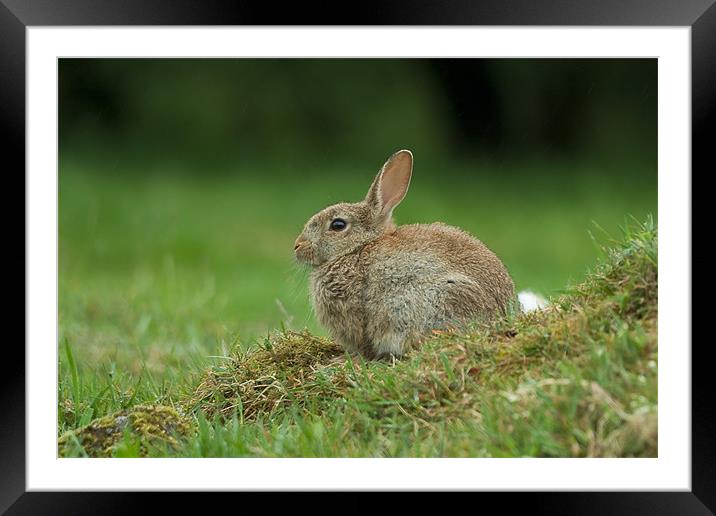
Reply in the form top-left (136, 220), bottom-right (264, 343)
top-left (58, 404), bottom-right (192, 457)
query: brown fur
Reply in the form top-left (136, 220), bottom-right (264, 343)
top-left (295, 150), bottom-right (516, 358)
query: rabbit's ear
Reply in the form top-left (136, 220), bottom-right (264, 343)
top-left (366, 149), bottom-right (413, 218)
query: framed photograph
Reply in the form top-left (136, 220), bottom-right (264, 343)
top-left (6, 0), bottom-right (710, 511)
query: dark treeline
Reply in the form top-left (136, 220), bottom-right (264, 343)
top-left (59, 58), bottom-right (656, 174)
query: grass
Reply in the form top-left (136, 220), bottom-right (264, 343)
top-left (58, 170), bottom-right (658, 457)
top-left (58, 155), bottom-right (656, 456)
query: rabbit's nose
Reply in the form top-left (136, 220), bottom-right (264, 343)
top-left (294, 236), bottom-right (307, 251)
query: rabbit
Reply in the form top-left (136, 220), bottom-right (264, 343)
top-left (294, 149), bottom-right (517, 359)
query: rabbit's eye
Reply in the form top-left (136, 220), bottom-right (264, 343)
top-left (330, 218), bottom-right (347, 231)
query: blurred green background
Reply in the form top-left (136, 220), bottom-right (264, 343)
top-left (59, 58), bottom-right (656, 377)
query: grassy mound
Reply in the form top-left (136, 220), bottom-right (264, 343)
top-left (180, 218), bottom-right (657, 457)
top-left (184, 331), bottom-right (344, 421)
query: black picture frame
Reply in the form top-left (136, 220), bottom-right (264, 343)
top-left (3, 0), bottom-right (710, 512)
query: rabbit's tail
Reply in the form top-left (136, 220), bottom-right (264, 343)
top-left (518, 290), bottom-right (549, 313)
